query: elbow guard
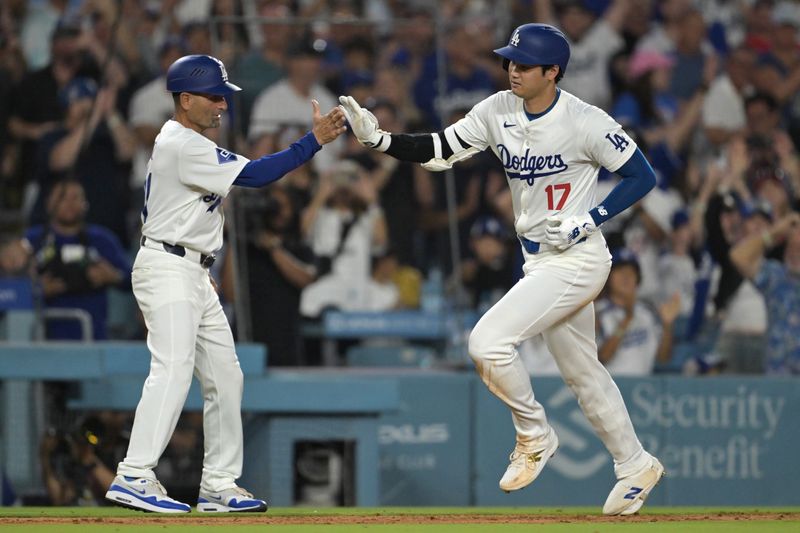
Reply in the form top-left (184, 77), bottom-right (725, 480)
top-left (421, 126), bottom-right (480, 172)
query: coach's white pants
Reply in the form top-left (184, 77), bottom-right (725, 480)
top-left (117, 247), bottom-right (244, 492)
top-left (468, 232), bottom-right (648, 478)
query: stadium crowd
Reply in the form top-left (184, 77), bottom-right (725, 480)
top-left (0, 0), bottom-right (799, 379)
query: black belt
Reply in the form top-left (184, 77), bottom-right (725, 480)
top-left (140, 236), bottom-right (216, 268)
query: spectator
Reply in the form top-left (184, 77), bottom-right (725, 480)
top-left (14, 179), bottom-right (131, 340)
top-left (667, 9), bottom-right (716, 102)
top-left (343, 100), bottom-right (425, 267)
top-left (636, 0), bottom-right (692, 54)
top-left (702, 45), bottom-right (757, 148)
top-left (613, 48), bottom-right (712, 173)
top-left (329, 36), bottom-right (376, 101)
top-left (716, 199), bottom-right (772, 373)
top-left (730, 210), bottom-right (800, 374)
top-left (742, 92), bottom-right (800, 204)
top-left (655, 208), bottom-right (698, 321)
top-left (742, 0), bottom-right (775, 54)
top-left (299, 160), bottom-right (390, 318)
top-left (39, 412), bottom-right (128, 506)
top-left (461, 215), bottom-right (515, 313)
top-left (8, 21), bottom-right (83, 213)
top-left (596, 249), bottom-right (680, 376)
top-left (231, 1), bottom-right (292, 133)
top-left (249, 40), bottom-right (342, 174)
top-left (536, 0), bottom-right (630, 110)
top-left (752, 1), bottom-right (800, 148)
top-left (128, 38), bottom-right (185, 205)
top-left (412, 22), bottom-right (495, 129)
top-left (33, 77), bottom-right (137, 246)
top-left (210, 0), bottom-right (251, 68)
top-left (18, 0), bottom-right (68, 71)
top-left (239, 185), bottom-right (318, 366)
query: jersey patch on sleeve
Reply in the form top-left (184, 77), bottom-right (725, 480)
top-left (215, 148), bottom-right (238, 164)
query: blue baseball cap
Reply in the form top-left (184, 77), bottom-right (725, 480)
top-left (740, 198), bottom-right (774, 221)
top-left (59, 77), bottom-right (98, 107)
top-left (671, 208), bottom-right (690, 230)
top-left (470, 216), bottom-right (509, 240)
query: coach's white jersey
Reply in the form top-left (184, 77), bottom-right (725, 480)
top-left (141, 120), bottom-right (250, 254)
top-left (451, 89), bottom-right (636, 242)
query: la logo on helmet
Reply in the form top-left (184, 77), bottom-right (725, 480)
top-left (510, 30), bottom-right (520, 47)
top-left (211, 56), bottom-right (229, 82)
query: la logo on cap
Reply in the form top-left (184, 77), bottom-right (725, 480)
top-left (510, 30), bottom-right (520, 47)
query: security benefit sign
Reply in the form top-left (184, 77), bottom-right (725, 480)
top-left (630, 377), bottom-right (799, 506)
top-left (473, 376), bottom-right (800, 506)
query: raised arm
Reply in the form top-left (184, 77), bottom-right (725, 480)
top-left (339, 95), bottom-right (480, 171)
top-left (233, 101), bottom-right (346, 189)
top-left (730, 211), bottom-right (800, 279)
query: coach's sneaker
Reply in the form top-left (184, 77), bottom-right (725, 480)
top-left (603, 456), bottom-right (665, 516)
top-left (197, 486), bottom-right (267, 513)
top-left (105, 475), bottom-right (190, 513)
top-left (499, 428), bottom-right (559, 492)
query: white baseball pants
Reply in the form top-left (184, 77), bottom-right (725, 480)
top-left (117, 246), bottom-right (244, 492)
top-left (468, 232), bottom-right (649, 478)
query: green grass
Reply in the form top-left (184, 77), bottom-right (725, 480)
top-left (1, 506), bottom-right (798, 533)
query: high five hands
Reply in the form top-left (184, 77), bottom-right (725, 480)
top-left (311, 100), bottom-right (347, 145)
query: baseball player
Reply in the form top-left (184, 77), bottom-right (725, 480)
top-left (339, 24), bottom-right (663, 515)
top-left (104, 55), bottom-right (345, 513)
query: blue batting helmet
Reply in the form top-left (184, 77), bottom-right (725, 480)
top-left (493, 23), bottom-right (570, 75)
top-left (165, 54), bottom-right (241, 95)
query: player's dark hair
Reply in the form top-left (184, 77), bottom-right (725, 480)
top-left (541, 65), bottom-right (564, 83)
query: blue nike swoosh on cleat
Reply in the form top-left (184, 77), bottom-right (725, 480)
top-left (503, 121), bottom-right (516, 128)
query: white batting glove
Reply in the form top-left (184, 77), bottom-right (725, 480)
top-left (338, 95), bottom-right (390, 150)
top-left (544, 213), bottom-right (598, 250)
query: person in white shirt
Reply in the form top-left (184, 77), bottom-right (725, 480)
top-left (249, 41), bottom-right (343, 174)
top-left (597, 249), bottom-right (680, 376)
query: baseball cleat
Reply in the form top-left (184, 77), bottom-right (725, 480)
top-left (499, 428), bottom-right (559, 492)
top-left (196, 486), bottom-right (267, 513)
top-left (603, 456), bottom-right (665, 516)
top-left (105, 475), bottom-right (191, 513)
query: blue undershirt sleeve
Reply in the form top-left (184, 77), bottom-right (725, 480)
top-left (233, 132), bottom-right (321, 188)
top-left (589, 148), bottom-right (656, 226)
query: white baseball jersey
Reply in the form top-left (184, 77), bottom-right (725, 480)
top-left (463, 88), bottom-right (654, 480)
top-left (141, 120), bottom-right (250, 254)
top-left (450, 89), bottom-right (637, 242)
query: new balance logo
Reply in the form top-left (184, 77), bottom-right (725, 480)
top-left (527, 450), bottom-right (544, 464)
top-left (624, 487), bottom-right (643, 500)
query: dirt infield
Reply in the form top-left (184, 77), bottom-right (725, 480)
top-left (3, 511), bottom-right (799, 525)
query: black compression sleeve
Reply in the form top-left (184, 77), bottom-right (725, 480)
top-left (384, 133), bottom-right (435, 162)
top-left (384, 131), bottom-right (466, 163)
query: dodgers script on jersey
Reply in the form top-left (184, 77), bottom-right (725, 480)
top-left (449, 89), bottom-right (636, 242)
top-left (141, 120), bottom-right (250, 254)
